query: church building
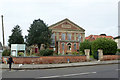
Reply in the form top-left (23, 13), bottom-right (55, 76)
top-left (49, 18), bottom-right (85, 55)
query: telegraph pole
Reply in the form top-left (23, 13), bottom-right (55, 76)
top-left (1, 15), bottom-right (5, 47)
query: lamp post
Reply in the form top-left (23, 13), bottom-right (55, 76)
top-left (1, 15), bottom-right (5, 48)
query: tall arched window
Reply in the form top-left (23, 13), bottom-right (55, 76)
top-left (51, 33), bottom-right (55, 47)
top-left (78, 34), bottom-right (81, 42)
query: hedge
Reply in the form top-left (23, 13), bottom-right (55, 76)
top-left (91, 38), bottom-right (117, 56)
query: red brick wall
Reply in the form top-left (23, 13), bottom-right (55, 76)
top-left (103, 55), bottom-right (120, 61)
top-left (2, 56), bottom-right (87, 64)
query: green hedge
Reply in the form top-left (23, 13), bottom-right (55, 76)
top-left (39, 49), bottom-right (53, 56)
top-left (117, 49), bottom-right (120, 53)
top-left (91, 38), bottom-right (117, 56)
top-left (2, 49), bottom-right (11, 56)
top-left (79, 40), bottom-right (91, 54)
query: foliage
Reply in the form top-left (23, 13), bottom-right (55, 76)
top-left (39, 49), bottom-right (53, 56)
top-left (79, 51), bottom-right (85, 55)
top-left (71, 52), bottom-right (79, 55)
top-left (8, 25), bottom-right (24, 47)
top-left (26, 19), bottom-right (52, 49)
top-left (91, 38), bottom-right (117, 57)
top-left (18, 52), bottom-right (24, 56)
top-left (117, 49), bottom-right (120, 53)
top-left (53, 53), bottom-right (58, 56)
top-left (2, 49), bottom-right (11, 56)
top-left (79, 40), bottom-right (91, 54)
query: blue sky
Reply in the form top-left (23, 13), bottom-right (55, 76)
top-left (0, 0), bottom-right (119, 46)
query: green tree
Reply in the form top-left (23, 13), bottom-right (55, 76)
top-left (8, 25), bottom-right (24, 47)
top-left (27, 19), bottom-right (52, 49)
top-left (91, 38), bottom-right (117, 56)
top-left (2, 49), bottom-right (11, 56)
top-left (79, 40), bottom-right (91, 54)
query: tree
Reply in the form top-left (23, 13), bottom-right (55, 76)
top-left (8, 25), bottom-right (24, 47)
top-left (26, 19), bottom-right (52, 49)
top-left (79, 40), bottom-right (91, 54)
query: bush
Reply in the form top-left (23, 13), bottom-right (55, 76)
top-left (72, 52), bottom-right (79, 55)
top-left (91, 38), bottom-right (117, 57)
top-left (79, 40), bottom-right (91, 54)
top-left (2, 49), bottom-right (11, 56)
top-left (18, 52), bottom-right (24, 56)
top-left (117, 49), bottom-right (120, 53)
top-left (39, 49), bottom-right (53, 56)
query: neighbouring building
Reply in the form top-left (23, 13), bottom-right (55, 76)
top-left (85, 34), bottom-right (113, 41)
top-left (114, 36), bottom-right (120, 49)
top-left (49, 18), bottom-right (85, 55)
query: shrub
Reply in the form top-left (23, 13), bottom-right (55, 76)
top-left (117, 49), bottom-right (120, 53)
top-left (79, 40), bottom-right (91, 54)
top-left (18, 52), bottom-right (24, 56)
top-left (2, 49), bottom-right (11, 56)
top-left (91, 38), bottom-right (117, 57)
top-left (72, 52), bottom-right (79, 55)
top-left (39, 49), bottom-right (53, 56)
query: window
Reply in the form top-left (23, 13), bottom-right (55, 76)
top-left (62, 33), bottom-right (65, 40)
top-left (62, 43), bottom-right (64, 50)
top-left (74, 33), bottom-right (76, 40)
top-left (78, 34), bottom-right (81, 42)
top-left (56, 32), bottom-right (59, 40)
top-left (51, 33), bottom-right (55, 47)
top-left (67, 33), bottom-right (71, 40)
top-left (67, 43), bottom-right (71, 50)
top-left (74, 44), bottom-right (76, 50)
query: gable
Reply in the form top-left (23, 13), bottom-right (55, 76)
top-left (49, 18), bottom-right (85, 31)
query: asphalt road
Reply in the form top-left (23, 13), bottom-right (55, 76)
top-left (2, 64), bottom-right (119, 79)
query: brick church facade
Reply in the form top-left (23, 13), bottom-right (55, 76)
top-left (49, 18), bottom-right (85, 55)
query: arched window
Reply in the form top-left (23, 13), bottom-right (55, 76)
top-left (67, 43), bottom-right (71, 50)
top-left (51, 33), bottom-right (55, 47)
top-left (78, 34), bottom-right (81, 42)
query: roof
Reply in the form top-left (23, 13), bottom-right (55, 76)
top-left (85, 35), bottom-right (113, 41)
top-left (0, 42), bottom-right (3, 50)
top-left (49, 18), bottom-right (85, 31)
top-left (114, 36), bottom-right (120, 39)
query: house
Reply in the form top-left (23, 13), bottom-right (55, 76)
top-left (49, 18), bottom-right (85, 55)
top-left (85, 34), bottom-right (113, 41)
top-left (114, 36), bottom-right (120, 49)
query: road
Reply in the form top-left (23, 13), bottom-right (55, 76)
top-left (2, 64), bottom-right (119, 79)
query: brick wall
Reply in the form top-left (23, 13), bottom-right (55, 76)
top-left (103, 55), bottom-right (120, 61)
top-left (2, 56), bottom-right (87, 64)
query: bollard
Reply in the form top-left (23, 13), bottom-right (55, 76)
top-left (98, 49), bottom-right (103, 61)
top-left (84, 49), bottom-right (90, 61)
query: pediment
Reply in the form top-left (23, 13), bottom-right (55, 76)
top-left (49, 18), bottom-right (85, 31)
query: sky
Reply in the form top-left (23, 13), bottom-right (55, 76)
top-left (0, 0), bottom-right (119, 46)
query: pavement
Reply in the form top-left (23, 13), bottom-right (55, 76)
top-left (1, 60), bottom-right (120, 70)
